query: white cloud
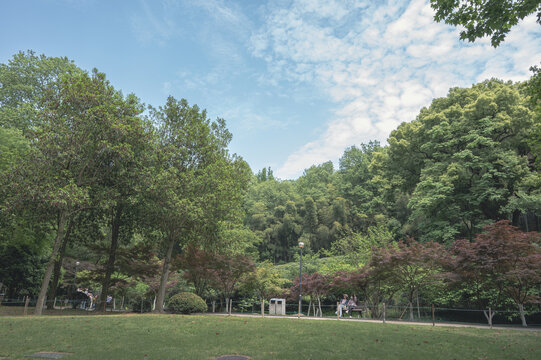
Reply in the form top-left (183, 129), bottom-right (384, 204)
top-left (251, 0), bottom-right (541, 178)
top-left (130, 0), bottom-right (179, 45)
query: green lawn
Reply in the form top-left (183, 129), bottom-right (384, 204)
top-left (0, 312), bottom-right (539, 360)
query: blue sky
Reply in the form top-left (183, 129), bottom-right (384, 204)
top-left (1, 0), bottom-right (540, 179)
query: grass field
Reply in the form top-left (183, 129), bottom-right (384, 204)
top-left (0, 311), bottom-right (540, 360)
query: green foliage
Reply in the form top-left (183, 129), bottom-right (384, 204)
top-left (0, 50), bottom-right (82, 131)
top-left (387, 80), bottom-right (534, 242)
top-left (317, 256), bottom-right (357, 275)
top-left (125, 282), bottom-right (153, 313)
top-left (0, 127), bottom-right (29, 173)
top-left (218, 223), bottom-right (261, 259)
top-left (256, 167), bottom-right (275, 182)
top-left (296, 161), bottom-right (336, 200)
top-left (0, 243), bottom-right (47, 298)
top-left (275, 253), bottom-right (346, 280)
top-left (335, 141), bottom-right (385, 231)
top-left (241, 261), bottom-right (288, 299)
top-left (431, 0), bottom-right (541, 47)
top-left (168, 292), bottom-right (207, 314)
top-left (329, 224), bottom-right (395, 268)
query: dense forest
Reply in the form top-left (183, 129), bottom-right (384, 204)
top-left (0, 51), bottom-right (540, 323)
top-left (247, 76), bottom-right (540, 261)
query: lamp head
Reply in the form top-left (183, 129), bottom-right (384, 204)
top-left (75, 261), bottom-right (80, 266)
top-left (298, 242), bottom-right (304, 249)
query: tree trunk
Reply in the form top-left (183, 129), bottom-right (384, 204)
top-left (416, 291), bottom-right (421, 319)
top-left (409, 301), bottom-right (414, 321)
top-left (47, 220), bottom-right (73, 301)
top-left (518, 304), bottom-right (527, 327)
top-left (98, 206), bottom-right (122, 312)
top-left (35, 211), bottom-right (68, 315)
top-left (483, 307), bottom-right (495, 328)
top-left (154, 236), bottom-right (175, 313)
top-left (318, 296), bottom-right (322, 317)
top-left (364, 301), bottom-right (369, 319)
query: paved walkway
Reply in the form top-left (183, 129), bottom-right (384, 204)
top-left (205, 312), bottom-right (541, 332)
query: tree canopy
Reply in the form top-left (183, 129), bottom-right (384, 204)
top-left (431, 0), bottom-right (541, 47)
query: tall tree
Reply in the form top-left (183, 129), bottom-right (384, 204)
top-left (91, 94), bottom-right (152, 312)
top-left (336, 142), bottom-right (385, 231)
top-left (6, 69), bottom-right (143, 315)
top-left (384, 80), bottom-right (535, 242)
top-left (150, 97), bottom-right (250, 312)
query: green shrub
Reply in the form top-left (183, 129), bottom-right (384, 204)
top-left (168, 292), bottom-right (207, 314)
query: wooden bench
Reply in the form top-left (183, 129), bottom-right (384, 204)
top-left (347, 307), bottom-right (363, 318)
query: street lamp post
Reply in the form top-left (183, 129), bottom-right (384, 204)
top-left (298, 242), bottom-right (304, 318)
top-left (74, 261), bottom-right (80, 288)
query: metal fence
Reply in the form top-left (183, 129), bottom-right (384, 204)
top-left (0, 296), bottom-right (129, 315)
top-left (220, 299), bottom-right (541, 328)
top-left (2, 296), bottom-right (540, 328)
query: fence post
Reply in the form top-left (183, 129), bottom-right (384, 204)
top-left (24, 296), bottom-right (30, 315)
top-left (261, 299), bottom-right (264, 317)
top-left (229, 299), bottom-right (232, 315)
top-left (212, 300), bottom-right (216, 313)
top-left (382, 302), bottom-right (386, 324)
top-left (364, 301), bottom-right (368, 319)
top-left (489, 307), bottom-right (492, 329)
top-left (53, 297), bottom-right (57, 309)
top-left (416, 292), bottom-right (421, 319)
top-left (432, 304), bottom-right (435, 326)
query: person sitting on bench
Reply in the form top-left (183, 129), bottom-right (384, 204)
top-left (336, 294), bottom-right (348, 317)
top-left (347, 294), bottom-right (357, 318)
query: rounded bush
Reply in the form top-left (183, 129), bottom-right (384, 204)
top-left (168, 292), bottom-right (207, 314)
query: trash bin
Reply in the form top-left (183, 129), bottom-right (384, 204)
top-left (269, 298), bottom-right (286, 315)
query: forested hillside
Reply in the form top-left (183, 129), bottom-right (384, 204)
top-left (247, 79), bottom-right (539, 263)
